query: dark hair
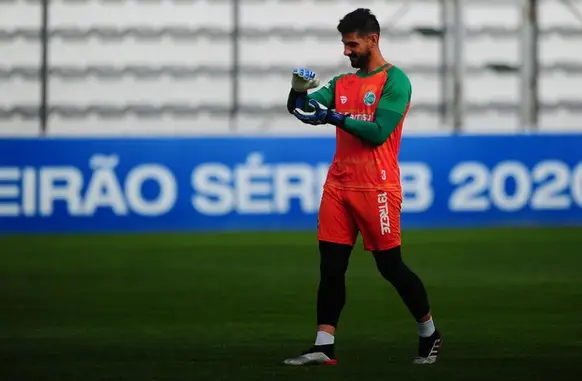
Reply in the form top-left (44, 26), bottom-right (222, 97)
top-left (337, 8), bottom-right (380, 36)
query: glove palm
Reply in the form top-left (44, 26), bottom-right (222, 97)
top-left (294, 99), bottom-right (346, 126)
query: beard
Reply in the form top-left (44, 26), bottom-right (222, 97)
top-left (349, 50), bottom-right (371, 69)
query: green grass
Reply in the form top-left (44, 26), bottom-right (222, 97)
top-left (1, 228), bottom-right (581, 381)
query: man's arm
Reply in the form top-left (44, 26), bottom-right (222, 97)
top-left (339, 67), bottom-right (411, 146)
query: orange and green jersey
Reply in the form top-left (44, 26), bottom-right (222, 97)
top-left (306, 63), bottom-right (411, 192)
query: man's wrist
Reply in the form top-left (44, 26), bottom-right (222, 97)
top-left (287, 89), bottom-right (307, 114)
top-left (326, 111), bottom-right (347, 126)
top-left (290, 88), bottom-right (308, 96)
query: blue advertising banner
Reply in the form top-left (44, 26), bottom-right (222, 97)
top-left (0, 135), bottom-right (581, 233)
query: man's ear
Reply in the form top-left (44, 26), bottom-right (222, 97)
top-left (368, 33), bottom-right (379, 48)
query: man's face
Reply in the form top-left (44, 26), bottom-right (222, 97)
top-left (341, 32), bottom-right (376, 69)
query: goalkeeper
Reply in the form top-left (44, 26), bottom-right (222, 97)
top-left (283, 8), bottom-right (443, 366)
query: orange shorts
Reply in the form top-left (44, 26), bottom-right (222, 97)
top-left (317, 186), bottom-right (402, 252)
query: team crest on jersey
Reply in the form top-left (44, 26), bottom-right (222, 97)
top-left (363, 91), bottom-right (376, 106)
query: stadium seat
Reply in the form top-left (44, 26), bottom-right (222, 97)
top-left (1, 0), bottom-right (581, 135)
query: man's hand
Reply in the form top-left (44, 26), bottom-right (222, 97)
top-left (291, 68), bottom-right (320, 92)
top-left (294, 99), bottom-right (346, 126)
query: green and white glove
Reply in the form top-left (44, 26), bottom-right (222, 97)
top-left (291, 68), bottom-right (320, 92)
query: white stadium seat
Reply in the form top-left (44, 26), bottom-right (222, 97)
top-left (1, 0), bottom-right (581, 135)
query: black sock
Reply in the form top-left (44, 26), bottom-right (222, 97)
top-left (311, 343), bottom-right (335, 358)
top-left (317, 241), bottom-right (352, 327)
top-left (373, 246), bottom-right (430, 321)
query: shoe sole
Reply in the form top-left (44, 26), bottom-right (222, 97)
top-left (283, 359), bottom-right (338, 366)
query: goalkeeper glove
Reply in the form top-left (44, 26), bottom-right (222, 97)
top-left (294, 99), bottom-right (346, 126)
top-left (291, 68), bottom-right (320, 92)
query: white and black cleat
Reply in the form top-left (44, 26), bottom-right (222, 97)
top-left (413, 330), bottom-right (443, 365)
top-left (283, 344), bottom-right (337, 366)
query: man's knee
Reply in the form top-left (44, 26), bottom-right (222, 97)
top-left (372, 245), bottom-right (405, 281)
top-left (319, 240), bottom-right (352, 277)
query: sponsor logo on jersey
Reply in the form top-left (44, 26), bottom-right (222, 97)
top-left (348, 113), bottom-right (375, 122)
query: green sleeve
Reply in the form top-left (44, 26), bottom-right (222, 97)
top-left (304, 75), bottom-right (344, 110)
top-left (340, 67), bottom-right (411, 146)
top-left (376, 66), bottom-right (412, 114)
top-left (342, 109), bottom-right (405, 146)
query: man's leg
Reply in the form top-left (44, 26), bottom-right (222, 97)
top-left (372, 247), bottom-right (443, 364)
top-left (373, 246), bottom-right (431, 323)
top-left (283, 188), bottom-right (357, 366)
top-left (350, 190), bottom-right (443, 364)
top-left (315, 240), bottom-right (352, 341)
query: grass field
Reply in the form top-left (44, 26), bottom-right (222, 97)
top-left (1, 228), bottom-right (581, 381)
